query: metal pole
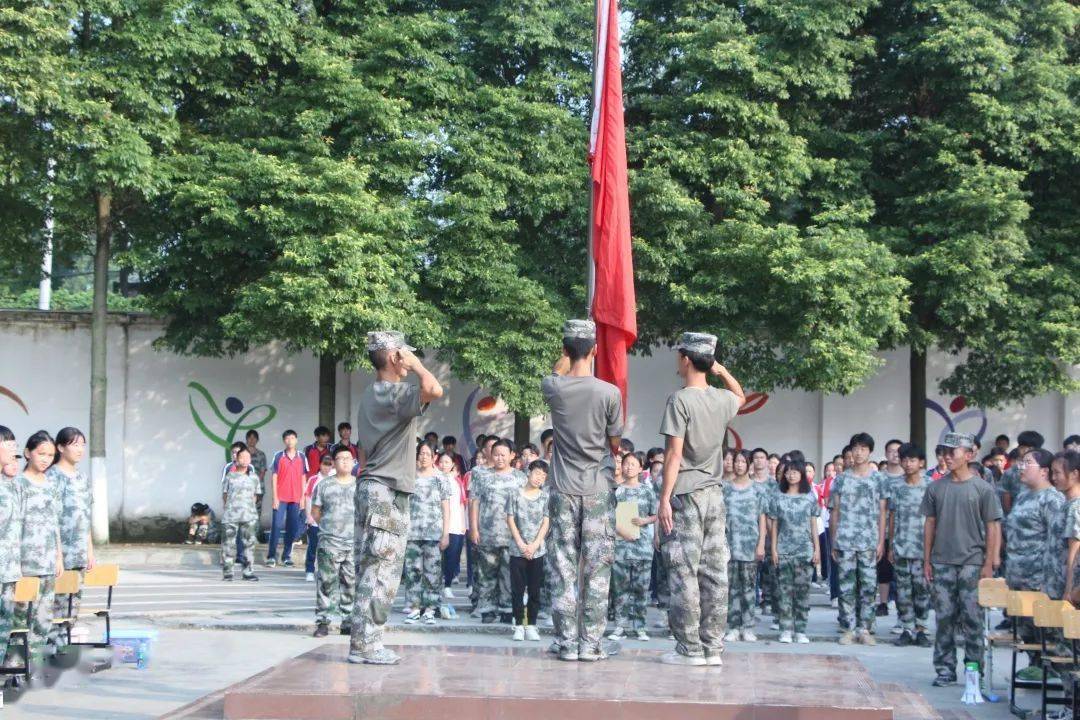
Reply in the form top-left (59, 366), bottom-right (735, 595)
top-left (586, 0), bottom-right (600, 318)
top-left (38, 157), bottom-right (56, 310)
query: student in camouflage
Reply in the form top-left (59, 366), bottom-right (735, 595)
top-left (403, 443), bottom-right (451, 624)
top-left (349, 331), bottom-right (442, 666)
top-left (1057, 452), bottom-right (1080, 602)
top-left (657, 332), bottom-right (745, 667)
top-left (221, 448), bottom-right (261, 581)
top-left (541, 319), bottom-right (623, 662)
top-left (1005, 448), bottom-right (1065, 679)
top-left (7, 432), bottom-right (62, 668)
top-left (470, 439), bottom-right (524, 623)
top-left (749, 448), bottom-right (778, 617)
top-left (1000, 430), bottom-right (1045, 516)
top-left (722, 451), bottom-right (766, 642)
top-left (888, 443), bottom-right (932, 647)
top-left (0, 425), bottom-right (23, 666)
top-left (921, 432), bottom-right (1002, 687)
top-left (246, 429), bottom-right (268, 535)
top-left (768, 460), bottom-right (820, 643)
top-left (506, 460), bottom-right (550, 641)
top-left (609, 452), bottom-right (657, 640)
top-left (46, 427), bottom-right (93, 650)
top-left (828, 432), bottom-right (886, 645)
top-left (311, 446), bottom-right (358, 637)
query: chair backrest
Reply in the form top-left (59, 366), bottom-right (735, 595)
top-left (1008, 590), bottom-right (1047, 618)
top-left (1063, 607), bottom-right (1080, 640)
top-left (978, 577), bottom-right (1009, 608)
top-left (54, 569), bottom-right (81, 595)
top-left (1034, 598), bottom-right (1073, 629)
top-left (83, 564), bottom-right (119, 587)
top-left (13, 577), bottom-right (41, 603)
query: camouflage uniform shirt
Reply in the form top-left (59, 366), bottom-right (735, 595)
top-left (408, 471), bottom-right (451, 542)
top-left (506, 488), bottom-right (550, 559)
top-left (475, 469), bottom-right (525, 548)
top-left (1005, 485), bottom-right (1065, 594)
top-left (47, 465), bottom-right (93, 569)
top-left (18, 473), bottom-right (62, 577)
top-left (889, 478), bottom-right (928, 560)
top-left (769, 492), bottom-right (820, 562)
top-left (222, 470), bottom-right (261, 525)
top-left (724, 482), bottom-right (767, 562)
top-left (312, 475), bottom-right (357, 553)
top-left (828, 470), bottom-right (884, 552)
top-left (0, 477), bottom-right (25, 583)
top-left (1062, 497), bottom-right (1080, 591)
top-left (614, 483), bottom-right (657, 562)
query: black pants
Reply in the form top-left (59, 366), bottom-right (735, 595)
top-left (510, 555), bottom-right (544, 626)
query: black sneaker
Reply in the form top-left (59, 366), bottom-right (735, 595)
top-left (314, 623), bottom-right (329, 638)
top-left (995, 617), bottom-right (1011, 630)
top-left (340, 625), bottom-right (352, 636)
top-left (242, 573), bottom-right (259, 582)
top-left (500, 612), bottom-right (513, 625)
top-left (894, 630), bottom-right (914, 647)
top-left (932, 674), bottom-right (956, 687)
top-left (875, 603), bottom-right (889, 618)
top-left (915, 631), bottom-right (932, 648)
top-left (283, 559), bottom-right (295, 567)
top-left (481, 612), bottom-right (496, 624)
top-left (223, 572), bottom-right (234, 581)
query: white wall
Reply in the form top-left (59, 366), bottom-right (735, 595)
top-left (0, 310), bottom-right (1074, 539)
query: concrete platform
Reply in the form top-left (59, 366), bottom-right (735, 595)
top-left (166, 644), bottom-right (897, 720)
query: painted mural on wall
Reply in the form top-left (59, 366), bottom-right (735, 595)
top-left (461, 388), bottom-right (511, 457)
top-left (926, 395), bottom-right (988, 446)
top-left (725, 392), bottom-right (769, 452)
top-left (187, 381), bottom-right (277, 461)
top-left (0, 385), bottom-right (28, 414)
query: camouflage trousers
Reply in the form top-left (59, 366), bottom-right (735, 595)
top-left (660, 484), bottom-right (729, 658)
top-left (48, 568), bottom-right (86, 650)
top-left (316, 545), bottom-right (355, 626)
top-left (548, 490), bottom-right (615, 655)
top-left (403, 540), bottom-right (443, 611)
top-left (0, 582), bottom-right (13, 666)
top-left (475, 546), bottom-right (511, 614)
top-left (612, 554), bottom-right (651, 629)
top-left (836, 548), bottom-right (876, 631)
top-left (894, 557), bottom-right (931, 631)
top-left (931, 563), bottom-right (983, 678)
top-left (727, 560), bottom-right (758, 630)
top-left (5, 575), bottom-right (56, 667)
top-left (222, 521), bottom-right (256, 570)
top-left (775, 557), bottom-right (812, 634)
top-left (349, 481), bottom-right (410, 654)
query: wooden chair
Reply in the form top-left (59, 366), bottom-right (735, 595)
top-left (1009, 590), bottom-right (1048, 715)
top-left (1060, 607), bottom-right (1080, 720)
top-left (979, 577), bottom-right (1010, 697)
top-left (1033, 598), bottom-right (1072, 718)
top-left (49, 569), bottom-right (82, 648)
top-left (0, 577), bottom-right (41, 683)
top-left (67, 564), bottom-right (119, 648)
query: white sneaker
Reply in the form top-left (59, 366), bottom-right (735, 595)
top-left (305, 572), bottom-right (315, 582)
top-left (443, 587), bottom-right (455, 599)
top-left (770, 621), bottom-right (780, 630)
top-left (525, 626), bottom-right (541, 641)
top-left (830, 598), bottom-right (839, 608)
top-left (890, 623), bottom-right (903, 635)
top-left (421, 609), bottom-right (436, 625)
top-left (740, 628), bottom-right (758, 642)
top-left (635, 629), bottom-right (649, 641)
top-left (704, 653), bottom-right (723, 666)
top-left (723, 629), bottom-right (740, 642)
top-left (778, 631), bottom-right (793, 644)
top-left (403, 610), bottom-right (421, 624)
top-left (512, 625), bottom-right (525, 641)
top-left (795, 633), bottom-right (809, 644)
top-left (660, 651), bottom-right (707, 666)
top-left (607, 626), bottom-right (626, 640)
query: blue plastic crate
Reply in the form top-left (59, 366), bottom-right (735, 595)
top-left (111, 629), bottom-right (158, 669)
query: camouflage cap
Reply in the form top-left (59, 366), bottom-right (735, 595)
top-left (675, 331), bottom-right (717, 356)
top-left (562, 319), bottom-right (596, 341)
top-left (941, 432), bottom-right (975, 450)
top-left (365, 330), bottom-right (415, 353)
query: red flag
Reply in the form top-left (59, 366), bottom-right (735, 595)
top-left (589, 0), bottom-right (636, 417)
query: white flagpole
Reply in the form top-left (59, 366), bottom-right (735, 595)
top-left (587, 0), bottom-right (609, 318)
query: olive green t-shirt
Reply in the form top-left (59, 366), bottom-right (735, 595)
top-left (659, 386), bottom-right (740, 496)
top-left (541, 374), bottom-right (623, 496)
top-left (920, 473), bottom-right (1003, 566)
top-left (356, 380), bottom-right (426, 494)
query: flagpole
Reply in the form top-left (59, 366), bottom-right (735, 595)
top-left (586, 0), bottom-right (600, 319)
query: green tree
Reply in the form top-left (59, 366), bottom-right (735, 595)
top-left (843, 0), bottom-right (1080, 442)
top-left (623, 0), bottom-right (908, 394)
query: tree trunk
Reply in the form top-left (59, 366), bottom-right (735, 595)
top-left (318, 354), bottom-right (337, 430)
top-left (90, 191), bottom-right (111, 544)
top-left (909, 345), bottom-right (927, 449)
top-left (514, 412), bottom-right (532, 450)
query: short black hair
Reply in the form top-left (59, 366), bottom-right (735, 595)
top-left (898, 442), bottom-right (924, 462)
top-left (442, 435), bottom-right (457, 446)
top-left (540, 429), bottom-right (554, 443)
top-left (1027, 448), bottom-right (1053, 470)
top-left (885, 439), bottom-right (903, 451)
top-left (1054, 450), bottom-right (1080, 477)
top-left (522, 443), bottom-right (540, 456)
top-left (780, 460), bottom-right (811, 494)
top-left (282, 429), bottom-right (297, 439)
top-left (787, 449), bottom-right (806, 464)
top-left (768, 453), bottom-right (780, 461)
top-left (482, 435), bottom-right (498, 448)
top-left (332, 445), bottom-right (354, 459)
top-left (1064, 434), bottom-right (1080, 447)
top-left (368, 348), bottom-right (391, 370)
top-left (1018, 430), bottom-right (1045, 449)
top-left (527, 459), bottom-right (549, 475)
top-left (620, 439), bottom-right (635, 453)
top-left (337, 422), bottom-right (351, 432)
top-left (424, 431), bottom-right (438, 441)
top-left (646, 447), bottom-right (664, 462)
top-left (0, 425), bottom-right (14, 443)
top-left (563, 337), bottom-right (596, 362)
top-left (231, 441), bottom-right (246, 453)
top-left (934, 444), bottom-right (947, 456)
top-left (493, 438), bottom-right (514, 453)
top-left (245, 429), bottom-right (260, 441)
top-left (315, 426), bottom-right (331, 438)
top-left (995, 434), bottom-right (1009, 443)
top-left (236, 446), bottom-right (252, 459)
top-left (475, 433), bottom-right (487, 446)
top-left (678, 348), bottom-right (713, 373)
top-left (988, 447), bottom-right (1006, 458)
top-left (849, 432), bottom-right (875, 452)
top-left (841, 445), bottom-right (852, 456)
top-left (623, 451), bottom-right (646, 470)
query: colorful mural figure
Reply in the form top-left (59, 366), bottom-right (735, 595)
top-left (461, 388), bottom-right (510, 457)
top-left (724, 392), bottom-right (769, 452)
top-left (0, 385), bottom-right (28, 414)
top-left (925, 395), bottom-right (987, 446)
top-left (187, 381), bottom-right (277, 461)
